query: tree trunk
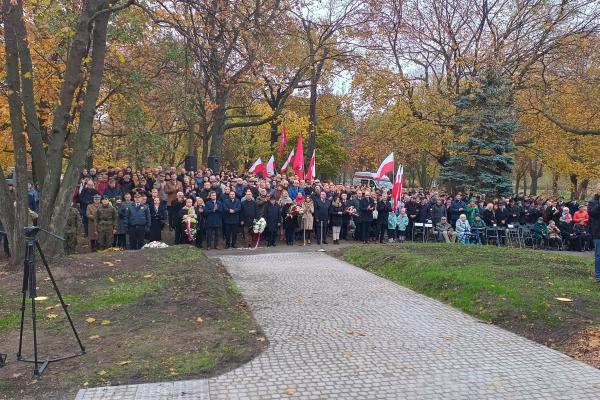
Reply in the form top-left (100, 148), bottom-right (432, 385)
top-left (307, 77), bottom-right (318, 164)
top-left (41, 7), bottom-right (112, 257)
top-left (270, 122), bottom-right (278, 151)
top-left (207, 88), bottom-right (228, 169)
top-left (551, 172), bottom-right (560, 196)
top-left (528, 159), bottom-right (543, 195)
top-left (1, 0), bottom-right (30, 267)
top-left (569, 174), bottom-right (578, 200)
top-left (38, 0), bottom-right (103, 231)
top-left (186, 120), bottom-right (196, 157)
top-left (12, 0), bottom-right (47, 186)
top-left (577, 179), bottom-right (589, 200)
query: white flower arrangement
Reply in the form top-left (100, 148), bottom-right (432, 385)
top-left (253, 217), bottom-right (267, 234)
top-left (142, 241), bottom-right (169, 249)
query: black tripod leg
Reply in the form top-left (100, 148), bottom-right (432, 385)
top-left (35, 241), bottom-right (85, 353)
top-left (16, 246), bottom-right (31, 360)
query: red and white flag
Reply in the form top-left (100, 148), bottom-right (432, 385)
top-left (248, 157), bottom-right (264, 175)
top-left (293, 133), bottom-right (304, 179)
top-left (266, 155), bottom-right (275, 177)
top-left (391, 164), bottom-right (404, 211)
top-left (278, 126), bottom-right (287, 159)
top-left (280, 149), bottom-right (294, 174)
top-left (306, 150), bottom-right (316, 181)
top-left (374, 152), bottom-right (394, 181)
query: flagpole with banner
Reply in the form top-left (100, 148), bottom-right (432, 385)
top-left (374, 152), bottom-right (394, 181)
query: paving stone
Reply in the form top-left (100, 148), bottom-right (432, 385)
top-left (76, 251), bottom-right (600, 399)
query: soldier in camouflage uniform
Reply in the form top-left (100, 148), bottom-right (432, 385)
top-left (86, 194), bottom-right (101, 251)
top-left (64, 204), bottom-right (82, 254)
top-left (95, 196), bottom-right (118, 250)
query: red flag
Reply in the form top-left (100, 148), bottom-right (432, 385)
top-left (293, 133), bottom-right (304, 179)
top-left (249, 157), bottom-right (264, 175)
top-left (278, 126), bottom-right (287, 160)
top-left (374, 152), bottom-right (394, 181)
top-left (266, 155), bottom-right (275, 177)
top-left (280, 149), bottom-right (294, 174)
top-left (306, 150), bottom-right (316, 181)
top-left (391, 165), bottom-right (404, 211)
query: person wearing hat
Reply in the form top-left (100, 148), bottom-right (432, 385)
top-left (95, 195), bottom-right (118, 250)
top-left (64, 203), bottom-right (83, 254)
top-left (114, 196), bottom-right (129, 249)
top-left (127, 192), bottom-right (151, 250)
top-left (86, 194), bottom-right (102, 251)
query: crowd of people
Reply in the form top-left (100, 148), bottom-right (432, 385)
top-left (1, 165), bottom-right (599, 280)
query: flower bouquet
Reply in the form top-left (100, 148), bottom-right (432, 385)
top-left (345, 206), bottom-right (358, 217)
top-left (287, 204), bottom-right (302, 219)
top-left (142, 241), bottom-right (169, 249)
top-left (182, 207), bottom-right (198, 242)
top-left (252, 217), bottom-right (267, 249)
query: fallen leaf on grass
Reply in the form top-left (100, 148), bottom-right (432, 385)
top-left (12, 373), bottom-right (24, 379)
top-left (283, 388), bottom-right (297, 396)
top-left (88, 335), bottom-right (100, 340)
top-left (195, 317), bottom-right (203, 323)
top-left (143, 274), bottom-right (153, 279)
top-left (169, 367), bottom-right (178, 376)
top-left (248, 329), bottom-right (257, 334)
top-left (101, 320), bottom-right (111, 326)
top-left (555, 297), bottom-right (573, 302)
top-left (46, 314), bottom-right (59, 319)
top-left (97, 370), bottom-right (107, 376)
top-left (85, 317), bottom-right (96, 324)
top-left (108, 277), bottom-right (115, 283)
top-left (256, 337), bottom-right (266, 342)
top-left (117, 360), bottom-right (131, 366)
top-left (44, 306), bottom-right (55, 311)
top-left (102, 261), bottom-right (115, 267)
top-left (34, 296), bottom-right (48, 301)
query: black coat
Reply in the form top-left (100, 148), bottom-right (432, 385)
top-left (240, 199), bottom-right (258, 226)
top-left (482, 209), bottom-right (496, 226)
top-left (329, 203), bottom-right (343, 227)
top-left (222, 197), bottom-right (241, 225)
top-left (376, 200), bottom-right (391, 225)
top-left (359, 197), bottom-right (375, 222)
top-left (588, 195), bottom-right (600, 240)
top-left (314, 198), bottom-right (331, 223)
top-left (149, 203), bottom-right (167, 241)
top-left (264, 202), bottom-right (281, 232)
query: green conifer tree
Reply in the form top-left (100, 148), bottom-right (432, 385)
top-left (440, 68), bottom-right (517, 196)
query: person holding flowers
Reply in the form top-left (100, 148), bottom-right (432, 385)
top-left (282, 198), bottom-right (298, 245)
top-left (179, 198), bottom-right (197, 245)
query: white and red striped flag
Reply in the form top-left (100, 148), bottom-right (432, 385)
top-left (373, 152), bottom-right (394, 181)
top-left (266, 155), bottom-right (275, 177)
top-left (248, 157), bottom-right (264, 175)
top-left (391, 164), bottom-right (404, 211)
top-left (280, 149), bottom-right (294, 174)
top-left (306, 150), bottom-right (316, 181)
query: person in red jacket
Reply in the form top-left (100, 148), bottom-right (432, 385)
top-left (573, 205), bottom-right (590, 227)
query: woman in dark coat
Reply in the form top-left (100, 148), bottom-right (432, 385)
top-left (282, 199), bottom-right (297, 245)
top-left (149, 197), bottom-right (167, 242)
top-left (329, 196), bottom-right (343, 244)
top-left (376, 193), bottom-right (392, 243)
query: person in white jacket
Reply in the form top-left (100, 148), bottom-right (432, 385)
top-left (455, 214), bottom-right (471, 244)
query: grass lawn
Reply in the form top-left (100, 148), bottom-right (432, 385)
top-left (0, 246), bottom-right (266, 400)
top-left (341, 243), bottom-right (600, 367)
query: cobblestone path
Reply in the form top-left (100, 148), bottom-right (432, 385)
top-left (77, 252), bottom-right (600, 399)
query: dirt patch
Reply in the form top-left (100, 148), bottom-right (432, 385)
top-left (0, 246), bottom-right (266, 400)
top-left (563, 328), bottom-right (600, 368)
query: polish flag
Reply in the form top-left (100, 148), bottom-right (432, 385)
top-left (278, 126), bottom-right (287, 159)
top-left (249, 157), bottom-right (264, 175)
top-left (293, 133), bottom-right (304, 179)
top-left (280, 149), bottom-right (294, 174)
top-left (266, 155), bottom-right (275, 177)
top-left (374, 152), bottom-right (394, 181)
top-left (391, 164), bottom-right (404, 211)
top-left (306, 150), bottom-right (316, 181)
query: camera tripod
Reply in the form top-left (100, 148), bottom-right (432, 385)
top-left (16, 226), bottom-right (85, 376)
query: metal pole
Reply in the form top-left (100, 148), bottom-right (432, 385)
top-left (318, 221), bottom-right (325, 252)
